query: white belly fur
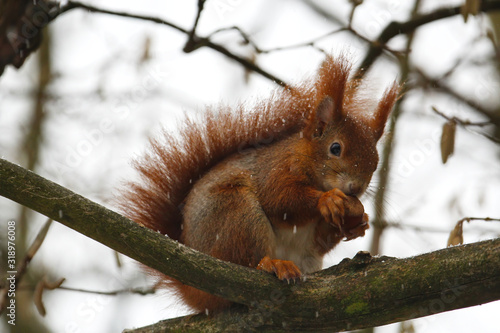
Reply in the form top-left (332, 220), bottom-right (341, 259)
top-left (274, 223), bottom-right (323, 274)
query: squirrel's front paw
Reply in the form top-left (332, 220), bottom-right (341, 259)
top-left (342, 195), bottom-right (368, 240)
top-left (318, 189), bottom-right (369, 240)
top-left (343, 213), bottom-right (369, 240)
top-left (317, 188), bottom-right (347, 229)
top-left (257, 256), bottom-right (302, 283)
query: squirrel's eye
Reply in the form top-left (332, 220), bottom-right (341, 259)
top-left (330, 142), bottom-right (341, 156)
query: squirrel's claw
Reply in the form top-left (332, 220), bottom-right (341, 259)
top-left (343, 214), bottom-right (369, 240)
top-left (342, 210), bottom-right (369, 241)
top-left (257, 256), bottom-right (302, 282)
top-left (318, 189), bottom-right (369, 240)
top-left (318, 188), bottom-right (347, 230)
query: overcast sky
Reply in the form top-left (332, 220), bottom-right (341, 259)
top-left (1, 1), bottom-right (499, 332)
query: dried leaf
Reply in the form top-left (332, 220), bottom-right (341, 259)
top-left (114, 250), bottom-right (122, 268)
top-left (470, 0), bottom-right (481, 15)
top-left (487, 11), bottom-right (500, 46)
top-left (487, 29), bottom-right (497, 48)
top-left (447, 221), bottom-right (464, 247)
top-left (461, 0), bottom-right (482, 23)
top-left (399, 321), bottom-right (416, 333)
top-left (139, 36), bottom-right (152, 64)
top-left (440, 120), bottom-right (456, 164)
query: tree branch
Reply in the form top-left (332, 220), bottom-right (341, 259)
top-left (415, 68), bottom-right (500, 130)
top-left (60, 1), bottom-right (289, 87)
top-left (0, 157), bottom-right (499, 332)
top-left (0, 0), bottom-right (288, 86)
top-left (0, 218), bottom-right (52, 313)
top-left (0, 158), bottom-right (280, 308)
top-left (183, 0), bottom-right (206, 52)
top-left (369, 0), bottom-right (422, 256)
top-left (355, 0), bottom-right (500, 78)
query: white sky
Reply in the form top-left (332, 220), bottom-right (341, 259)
top-left (0, 0), bottom-right (499, 332)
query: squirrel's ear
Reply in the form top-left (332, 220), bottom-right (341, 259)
top-left (317, 96), bottom-right (336, 124)
top-left (306, 96), bottom-right (337, 138)
top-left (371, 82), bottom-right (400, 140)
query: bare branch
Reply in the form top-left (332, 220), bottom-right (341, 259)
top-left (59, 1), bottom-right (289, 87)
top-left (0, 219), bottom-right (53, 314)
top-left (458, 216), bottom-right (500, 223)
top-left (0, 1), bottom-right (289, 86)
top-left (369, 0), bottom-right (422, 255)
top-left (355, 0), bottom-right (500, 78)
top-left (17, 284), bottom-right (158, 297)
top-left (432, 106), bottom-right (493, 127)
top-left (183, 0), bottom-right (207, 52)
top-left (413, 69), bottom-right (500, 143)
top-left (448, 217), bottom-right (500, 247)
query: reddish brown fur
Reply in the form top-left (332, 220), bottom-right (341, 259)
top-left (119, 54), bottom-right (399, 314)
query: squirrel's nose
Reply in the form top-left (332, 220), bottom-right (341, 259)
top-left (347, 182), bottom-right (363, 196)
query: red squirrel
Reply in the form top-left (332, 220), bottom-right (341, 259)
top-left (120, 55), bottom-right (399, 313)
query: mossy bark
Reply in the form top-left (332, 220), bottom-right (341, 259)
top-left (1, 158), bottom-right (499, 332)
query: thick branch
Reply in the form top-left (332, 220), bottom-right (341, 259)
top-left (132, 243), bottom-right (500, 332)
top-left (0, 158), bottom-right (282, 308)
top-left (1, 158), bottom-right (499, 332)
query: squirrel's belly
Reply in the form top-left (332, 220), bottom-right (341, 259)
top-left (274, 222), bottom-right (323, 274)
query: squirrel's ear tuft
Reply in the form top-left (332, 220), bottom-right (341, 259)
top-left (305, 96), bottom-right (337, 138)
top-left (317, 96), bottom-right (336, 124)
top-left (372, 82), bottom-right (400, 140)
top-left (315, 55), bottom-right (351, 117)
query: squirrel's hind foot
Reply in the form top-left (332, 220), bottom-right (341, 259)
top-left (257, 256), bottom-right (302, 283)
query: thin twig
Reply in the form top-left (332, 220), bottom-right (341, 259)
top-left (458, 217), bottom-right (500, 224)
top-left (57, 285), bottom-right (157, 296)
top-left (0, 219), bottom-right (53, 314)
top-left (380, 221), bottom-right (452, 234)
top-left (432, 106), bottom-right (492, 127)
top-left (17, 284), bottom-right (158, 296)
top-left (355, 0), bottom-right (500, 79)
top-left (302, 0), bottom-right (346, 27)
top-left (208, 26), bottom-right (261, 52)
top-left (448, 216), bottom-right (500, 246)
top-left (369, 0), bottom-right (422, 255)
top-left (15, 219), bottom-right (53, 286)
top-left (413, 68), bottom-right (500, 140)
top-left (184, 0), bottom-right (207, 52)
top-left (259, 28), bottom-right (347, 55)
top-left (59, 1), bottom-right (288, 87)
top-left (347, 0), bottom-right (362, 29)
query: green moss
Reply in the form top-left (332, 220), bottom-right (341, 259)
top-left (370, 276), bottom-right (385, 290)
top-left (345, 301), bottom-right (368, 315)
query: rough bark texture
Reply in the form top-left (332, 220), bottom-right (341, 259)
top-left (0, 158), bottom-right (499, 332)
top-left (0, 158), bottom-right (276, 307)
top-left (124, 242), bottom-right (500, 332)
